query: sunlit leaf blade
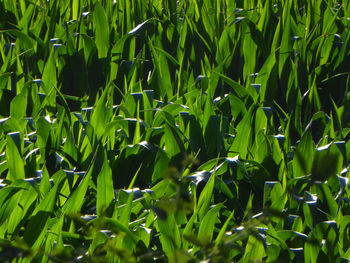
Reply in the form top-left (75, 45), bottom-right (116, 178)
top-left (6, 132), bottom-right (25, 181)
top-left (198, 203), bottom-right (224, 240)
top-left (97, 152), bottom-right (114, 217)
top-left (93, 2), bottom-right (109, 58)
top-left (156, 213), bottom-right (181, 257)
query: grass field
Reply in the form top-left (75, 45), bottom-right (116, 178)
top-left (1, 0), bottom-right (350, 262)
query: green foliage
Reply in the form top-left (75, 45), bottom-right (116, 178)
top-left (0, 0), bottom-right (350, 262)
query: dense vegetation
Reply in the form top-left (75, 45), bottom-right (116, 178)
top-left (1, 0), bottom-right (350, 262)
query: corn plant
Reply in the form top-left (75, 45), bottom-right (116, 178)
top-left (1, 0), bottom-right (350, 262)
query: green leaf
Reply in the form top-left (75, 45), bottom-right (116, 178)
top-left (7, 183), bottom-right (37, 235)
top-left (62, 149), bottom-right (96, 215)
top-left (256, 52), bottom-right (277, 103)
top-left (6, 132), bottom-right (25, 181)
top-left (204, 115), bottom-right (227, 159)
top-left (243, 232), bottom-right (266, 261)
top-left (33, 170), bottom-right (65, 215)
top-left (156, 213), bottom-right (181, 257)
top-left (41, 49), bottom-right (57, 101)
top-left (293, 131), bottom-right (314, 178)
top-left (133, 100), bottom-right (141, 144)
top-left (215, 208), bottom-right (234, 244)
top-left (304, 233), bottom-right (320, 263)
top-left (320, 183), bottom-right (338, 218)
top-left (118, 190), bottom-right (134, 227)
top-left (279, 0), bottom-right (292, 77)
top-left (3, 29), bottom-right (35, 53)
top-left (24, 210), bottom-right (51, 247)
top-left (90, 217), bottom-right (139, 244)
top-left (198, 203), bottom-right (224, 240)
top-left (311, 143), bottom-right (342, 182)
top-left (0, 184), bottom-right (28, 227)
top-left (197, 170), bottom-right (216, 220)
top-left (10, 89), bottom-right (27, 119)
top-left (96, 152), bottom-right (114, 217)
top-left (89, 85), bottom-right (113, 141)
top-left (93, 2), bottom-right (109, 58)
top-left (229, 105), bottom-right (255, 158)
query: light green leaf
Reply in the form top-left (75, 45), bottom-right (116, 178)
top-left (93, 2), bottom-right (109, 58)
top-left (97, 152), bottom-right (114, 217)
top-left (6, 132), bottom-right (25, 181)
top-left (198, 203), bottom-right (224, 240)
